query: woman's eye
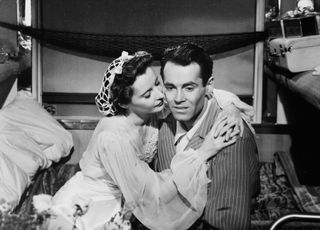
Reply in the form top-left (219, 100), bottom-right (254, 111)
top-left (144, 92), bottom-right (151, 98)
top-left (155, 79), bottom-right (160, 86)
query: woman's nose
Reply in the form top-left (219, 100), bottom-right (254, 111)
top-left (157, 81), bottom-right (164, 94)
top-left (155, 87), bottom-right (164, 99)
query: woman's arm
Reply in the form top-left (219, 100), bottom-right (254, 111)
top-left (97, 131), bottom-right (208, 230)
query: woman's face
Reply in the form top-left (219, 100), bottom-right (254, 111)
top-left (128, 67), bottom-right (165, 116)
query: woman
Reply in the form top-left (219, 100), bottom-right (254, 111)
top-left (43, 51), bottom-right (248, 230)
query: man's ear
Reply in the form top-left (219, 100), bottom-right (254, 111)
top-left (206, 76), bottom-right (215, 98)
top-left (207, 76), bottom-right (214, 87)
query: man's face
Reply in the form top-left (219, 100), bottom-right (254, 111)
top-left (163, 61), bottom-right (206, 123)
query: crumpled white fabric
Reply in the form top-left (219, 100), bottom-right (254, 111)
top-left (0, 122), bottom-right (48, 178)
top-left (0, 90), bottom-right (73, 209)
top-left (0, 90), bottom-right (73, 164)
top-left (0, 149), bottom-right (30, 208)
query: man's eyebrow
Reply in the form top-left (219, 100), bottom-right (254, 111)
top-left (182, 82), bottom-right (198, 87)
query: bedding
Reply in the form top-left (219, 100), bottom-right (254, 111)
top-left (251, 155), bottom-right (301, 230)
top-left (0, 122), bottom-right (49, 178)
top-left (2, 151), bottom-right (318, 229)
top-left (251, 151), bottom-right (320, 230)
top-left (0, 90), bottom-right (73, 210)
top-left (276, 151), bottom-right (320, 213)
top-left (0, 151), bottom-right (29, 208)
top-left (10, 153), bottom-right (303, 229)
top-left (265, 63), bottom-right (320, 110)
top-left (0, 90), bottom-right (73, 163)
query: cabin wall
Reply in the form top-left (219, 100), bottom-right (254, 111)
top-left (41, 0), bottom-right (256, 101)
top-left (0, 0), bottom-right (294, 165)
top-left (0, 0), bottom-right (17, 53)
top-left (66, 130), bottom-right (292, 164)
top-left (37, 0), bottom-right (293, 164)
top-left (0, 0), bottom-right (18, 108)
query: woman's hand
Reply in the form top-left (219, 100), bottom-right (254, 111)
top-left (198, 115), bottom-right (240, 162)
top-left (217, 103), bottom-right (244, 140)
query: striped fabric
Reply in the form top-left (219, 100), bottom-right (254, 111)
top-left (155, 99), bottom-right (260, 230)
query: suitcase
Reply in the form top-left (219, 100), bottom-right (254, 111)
top-left (266, 15), bottom-right (319, 38)
top-left (269, 35), bottom-right (320, 72)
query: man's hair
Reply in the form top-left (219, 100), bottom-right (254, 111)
top-left (160, 43), bottom-right (213, 86)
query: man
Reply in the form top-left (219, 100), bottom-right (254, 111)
top-left (155, 43), bottom-right (260, 230)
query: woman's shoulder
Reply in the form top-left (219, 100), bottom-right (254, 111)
top-left (96, 116), bottom-right (139, 142)
top-left (97, 116), bottom-right (129, 131)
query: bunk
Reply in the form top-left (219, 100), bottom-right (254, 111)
top-left (1, 21), bottom-right (320, 229)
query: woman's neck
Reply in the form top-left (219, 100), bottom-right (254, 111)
top-left (126, 112), bottom-right (150, 127)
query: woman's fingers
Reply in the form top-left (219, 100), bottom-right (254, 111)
top-left (225, 128), bottom-right (232, 142)
top-left (218, 120), bottom-right (237, 137)
top-left (225, 125), bottom-right (240, 142)
top-left (213, 115), bottom-right (228, 138)
top-left (230, 128), bottom-right (240, 137)
top-left (239, 119), bottom-right (244, 137)
top-left (221, 136), bottom-right (237, 148)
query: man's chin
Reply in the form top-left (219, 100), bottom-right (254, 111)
top-left (171, 112), bottom-right (192, 122)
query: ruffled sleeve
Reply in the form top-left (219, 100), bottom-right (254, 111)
top-left (97, 130), bottom-right (209, 230)
top-left (212, 88), bottom-right (256, 134)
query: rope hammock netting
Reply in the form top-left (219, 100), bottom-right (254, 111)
top-left (0, 21), bottom-right (268, 60)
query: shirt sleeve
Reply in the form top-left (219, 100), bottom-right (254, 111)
top-left (97, 131), bottom-right (209, 230)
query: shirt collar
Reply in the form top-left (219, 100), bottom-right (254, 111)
top-left (174, 99), bottom-right (211, 145)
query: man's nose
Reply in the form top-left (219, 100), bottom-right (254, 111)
top-left (174, 89), bottom-right (185, 103)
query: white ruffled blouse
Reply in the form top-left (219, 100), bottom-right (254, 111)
top-left (78, 115), bottom-right (209, 230)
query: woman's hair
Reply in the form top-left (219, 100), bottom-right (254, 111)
top-left (111, 51), bottom-right (153, 116)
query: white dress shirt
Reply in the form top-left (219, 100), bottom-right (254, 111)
top-left (174, 101), bottom-right (212, 153)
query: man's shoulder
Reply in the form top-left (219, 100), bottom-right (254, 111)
top-left (223, 122), bottom-right (258, 157)
top-left (241, 121), bottom-right (256, 141)
top-left (158, 113), bottom-right (177, 137)
top-left (159, 112), bottom-right (175, 126)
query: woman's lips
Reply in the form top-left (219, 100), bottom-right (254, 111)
top-left (156, 100), bottom-right (164, 107)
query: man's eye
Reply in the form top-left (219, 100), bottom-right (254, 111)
top-left (155, 79), bottom-right (160, 86)
top-left (165, 86), bottom-right (173, 91)
top-left (185, 87), bottom-right (194, 91)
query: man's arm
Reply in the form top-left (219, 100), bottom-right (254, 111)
top-left (204, 123), bottom-right (259, 230)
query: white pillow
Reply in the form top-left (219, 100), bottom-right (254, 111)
top-left (0, 150), bottom-right (30, 208)
top-left (0, 122), bottom-right (48, 178)
top-left (0, 91), bottom-right (73, 164)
